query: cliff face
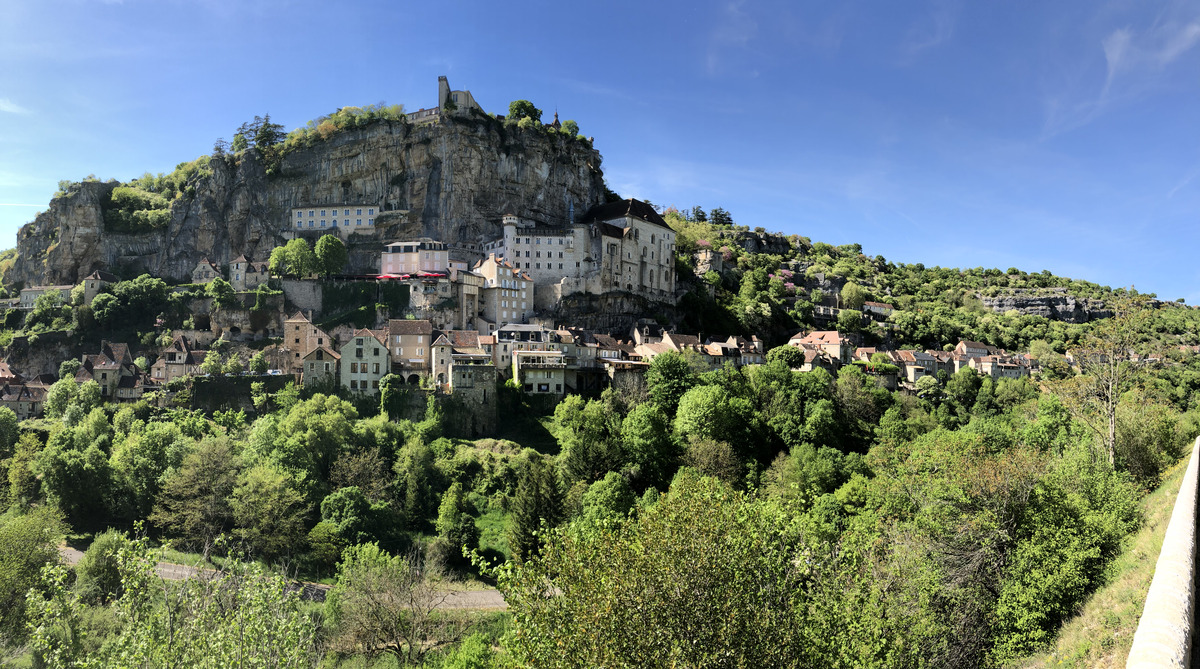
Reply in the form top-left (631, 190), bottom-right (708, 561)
top-left (980, 292), bottom-right (1111, 323)
top-left (10, 115), bottom-right (606, 286)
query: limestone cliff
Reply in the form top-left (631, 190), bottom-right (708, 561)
top-left (9, 114), bottom-right (606, 287)
top-left (979, 290), bottom-right (1112, 323)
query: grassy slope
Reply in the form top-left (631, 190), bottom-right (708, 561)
top-left (1011, 455), bottom-right (1191, 668)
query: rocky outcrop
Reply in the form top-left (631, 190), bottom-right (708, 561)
top-left (9, 114), bottom-right (606, 287)
top-left (980, 292), bottom-right (1111, 323)
top-left (538, 292), bottom-right (674, 335)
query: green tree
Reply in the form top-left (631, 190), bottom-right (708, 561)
top-left (840, 281), bottom-right (867, 310)
top-left (148, 437), bottom-right (238, 549)
top-left (580, 472), bottom-right (636, 524)
top-left (497, 472), bottom-right (808, 667)
top-left (53, 534), bottom-right (319, 667)
top-left (73, 528), bottom-right (129, 604)
top-left (765, 344), bottom-right (805, 369)
top-left (326, 543), bottom-right (453, 665)
top-left (837, 308), bottom-right (863, 333)
top-left (314, 234), bottom-right (349, 276)
top-left (434, 482), bottom-right (479, 569)
top-left (249, 351), bottom-right (269, 374)
top-left (621, 403), bottom-right (679, 490)
top-left (232, 464), bottom-right (309, 560)
top-left (1051, 295), bottom-right (1152, 465)
top-left (36, 431), bottom-right (114, 530)
top-left (284, 238), bottom-right (318, 277)
top-left (507, 100), bottom-right (542, 123)
top-left (0, 406), bottom-right (17, 458)
top-left (222, 354), bottom-right (244, 376)
top-left (645, 351), bottom-right (699, 417)
top-left (200, 350), bottom-right (222, 376)
top-left (44, 378), bottom-right (78, 419)
top-left (508, 455), bottom-right (564, 563)
top-left (0, 507), bottom-right (64, 647)
top-left (76, 379), bottom-right (102, 413)
top-left (561, 119), bottom-right (579, 136)
top-left (57, 359), bottom-right (82, 381)
top-left (206, 276), bottom-right (236, 310)
top-left (26, 289), bottom-right (71, 331)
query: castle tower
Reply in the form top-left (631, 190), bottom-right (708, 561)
top-left (438, 76), bottom-right (450, 109)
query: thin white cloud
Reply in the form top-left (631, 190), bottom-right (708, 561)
top-left (1045, 17), bottom-right (1200, 137)
top-left (0, 99), bottom-right (30, 115)
top-left (706, 1), bottom-right (759, 76)
top-left (901, 0), bottom-right (957, 59)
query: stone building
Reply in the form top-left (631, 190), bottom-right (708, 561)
top-left (284, 311), bottom-right (333, 372)
top-left (150, 335), bottom-right (207, 384)
top-left (231, 256), bottom-right (269, 292)
top-left (82, 270), bottom-right (119, 305)
top-left (481, 198), bottom-right (676, 308)
top-left (289, 205), bottom-right (378, 239)
top-left (339, 329), bottom-right (388, 394)
top-left (191, 258), bottom-right (221, 284)
top-left (474, 255), bottom-right (533, 331)
top-left (302, 346), bottom-right (340, 388)
top-left (387, 319), bottom-right (434, 383)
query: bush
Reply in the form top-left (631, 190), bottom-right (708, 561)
top-left (74, 529), bottom-right (129, 604)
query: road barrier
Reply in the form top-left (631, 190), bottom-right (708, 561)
top-left (1127, 436), bottom-right (1200, 668)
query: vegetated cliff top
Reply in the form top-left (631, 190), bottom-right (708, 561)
top-left (663, 207), bottom-right (1195, 353)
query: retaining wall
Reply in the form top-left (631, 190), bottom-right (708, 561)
top-left (1127, 436), bottom-right (1200, 668)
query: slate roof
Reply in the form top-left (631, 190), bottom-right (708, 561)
top-left (388, 319), bottom-right (434, 336)
top-left (581, 198), bottom-right (671, 230)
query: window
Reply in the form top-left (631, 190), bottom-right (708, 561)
top-left (332, 219), bottom-right (337, 226)
top-left (344, 209), bottom-right (350, 216)
top-left (368, 218), bottom-right (374, 225)
top-left (536, 251), bottom-right (541, 258)
top-left (417, 347), bottom-right (423, 356)
top-left (321, 210), bottom-right (326, 216)
top-left (373, 363), bottom-right (379, 374)
top-left (356, 219), bottom-right (362, 225)
top-left (351, 380), bottom-right (358, 389)
top-left (559, 263), bottom-right (563, 269)
top-left (309, 211), bottom-right (314, 217)
top-left (536, 238), bottom-right (541, 244)
top-left (368, 208), bottom-right (375, 215)
top-left (356, 208), bottom-right (362, 215)
top-left (351, 362), bottom-right (358, 373)
top-left (296, 212), bottom-right (302, 218)
top-left (535, 263), bottom-right (540, 269)
top-left (309, 221), bottom-right (314, 227)
top-left (321, 220), bottom-right (326, 227)
top-left (558, 252), bottom-right (563, 258)
top-left (372, 379), bottom-right (379, 389)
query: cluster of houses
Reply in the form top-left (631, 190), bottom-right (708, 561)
top-left (280, 312), bottom-right (765, 397)
top-left (0, 340), bottom-right (147, 418)
top-left (786, 330), bottom-right (1034, 388)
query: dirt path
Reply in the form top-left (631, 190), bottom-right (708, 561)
top-left (59, 546), bottom-right (507, 610)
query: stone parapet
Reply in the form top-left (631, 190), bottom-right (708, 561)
top-left (1127, 436), bottom-right (1200, 668)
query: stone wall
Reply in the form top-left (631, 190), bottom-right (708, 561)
top-left (1127, 436), bottom-right (1200, 668)
top-left (281, 279), bottom-right (323, 315)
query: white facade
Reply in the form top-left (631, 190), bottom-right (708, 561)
top-left (291, 205), bottom-right (377, 239)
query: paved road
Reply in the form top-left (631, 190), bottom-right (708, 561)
top-left (59, 546), bottom-right (507, 610)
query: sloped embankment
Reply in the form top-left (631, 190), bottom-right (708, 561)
top-left (1011, 455), bottom-right (1191, 668)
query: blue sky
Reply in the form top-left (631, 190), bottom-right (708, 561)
top-left (2, 0), bottom-right (1198, 300)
